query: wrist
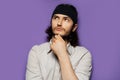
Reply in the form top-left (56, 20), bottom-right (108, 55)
top-left (57, 50), bottom-right (69, 61)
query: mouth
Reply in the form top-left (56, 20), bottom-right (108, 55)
top-left (55, 27), bottom-right (64, 31)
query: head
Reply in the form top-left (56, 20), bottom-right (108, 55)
top-left (46, 4), bottom-right (80, 47)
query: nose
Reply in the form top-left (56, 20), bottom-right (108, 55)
top-left (57, 19), bottom-right (62, 26)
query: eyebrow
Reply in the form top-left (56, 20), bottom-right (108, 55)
top-left (53, 14), bottom-right (70, 19)
top-left (53, 15), bottom-right (58, 17)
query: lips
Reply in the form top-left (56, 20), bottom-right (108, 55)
top-left (55, 27), bottom-right (64, 31)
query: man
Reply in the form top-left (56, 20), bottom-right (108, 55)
top-left (26, 4), bottom-right (92, 80)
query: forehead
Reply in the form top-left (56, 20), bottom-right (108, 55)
top-left (53, 14), bottom-right (71, 19)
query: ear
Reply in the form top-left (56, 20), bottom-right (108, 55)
top-left (72, 24), bottom-right (78, 32)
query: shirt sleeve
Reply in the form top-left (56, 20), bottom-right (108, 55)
top-left (26, 45), bottom-right (43, 80)
top-left (75, 50), bottom-right (92, 80)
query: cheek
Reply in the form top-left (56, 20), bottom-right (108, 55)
top-left (63, 23), bottom-right (73, 31)
top-left (51, 21), bottom-right (56, 29)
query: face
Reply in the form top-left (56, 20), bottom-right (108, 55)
top-left (51, 14), bottom-right (77, 37)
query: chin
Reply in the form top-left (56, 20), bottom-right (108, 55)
top-left (55, 33), bottom-right (65, 36)
top-left (54, 31), bottom-right (68, 36)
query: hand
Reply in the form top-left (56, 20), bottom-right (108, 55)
top-left (50, 35), bottom-right (68, 57)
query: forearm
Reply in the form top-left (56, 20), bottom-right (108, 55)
top-left (58, 52), bottom-right (78, 80)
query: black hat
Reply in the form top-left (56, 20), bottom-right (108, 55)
top-left (52, 4), bottom-right (78, 24)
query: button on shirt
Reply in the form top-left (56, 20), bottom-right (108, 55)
top-left (26, 42), bottom-right (92, 80)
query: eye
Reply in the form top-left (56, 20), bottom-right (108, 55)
top-left (53, 16), bottom-right (59, 20)
top-left (64, 18), bottom-right (69, 22)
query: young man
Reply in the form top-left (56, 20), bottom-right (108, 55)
top-left (26, 4), bottom-right (92, 80)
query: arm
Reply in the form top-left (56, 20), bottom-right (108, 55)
top-left (26, 45), bottom-right (43, 80)
top-left (51, 35), bottom-right (92, 80)
top-left (51, 35), bottom-right (78, 80)
top-left (58, 51), bottom-right (78, 80)
top-left (58, 51), bottom-right (92, 80)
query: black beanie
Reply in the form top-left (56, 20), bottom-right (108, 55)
top-left (52, 4), bottom-right (78, 24)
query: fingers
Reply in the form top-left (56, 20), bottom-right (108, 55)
top-left (52, 34), bottom-right (63, 44)
top-left (57, 34), bottom-right (62, 39)
top-left (53, 35), bottom-right (59, 40)
top-left (55, 35), bottom-right (59, 38)
top-left (54, 34), bottom-right (62, 39)
top-left (51, 35), bottom-right (58, 44)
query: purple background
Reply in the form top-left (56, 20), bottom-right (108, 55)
top-left (0, 0), bottom-right (120, 80)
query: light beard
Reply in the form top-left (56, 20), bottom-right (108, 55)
top-left (53, 33), bottom-right (70, 41)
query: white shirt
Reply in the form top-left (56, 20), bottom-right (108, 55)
top-left (26, 42), bottom-right (92, 80)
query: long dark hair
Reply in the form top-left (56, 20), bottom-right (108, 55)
top-left (45, 24), bottom-right (80, 47)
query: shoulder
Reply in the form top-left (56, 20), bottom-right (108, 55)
top-left (29, 42), bottom-right (50, 55)
top-left (73, 46), bottom-right (92, 58)
top-left (31, 42), bottom-right (49, 50)
top-left (75, 46), bottom-right (89, 52)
